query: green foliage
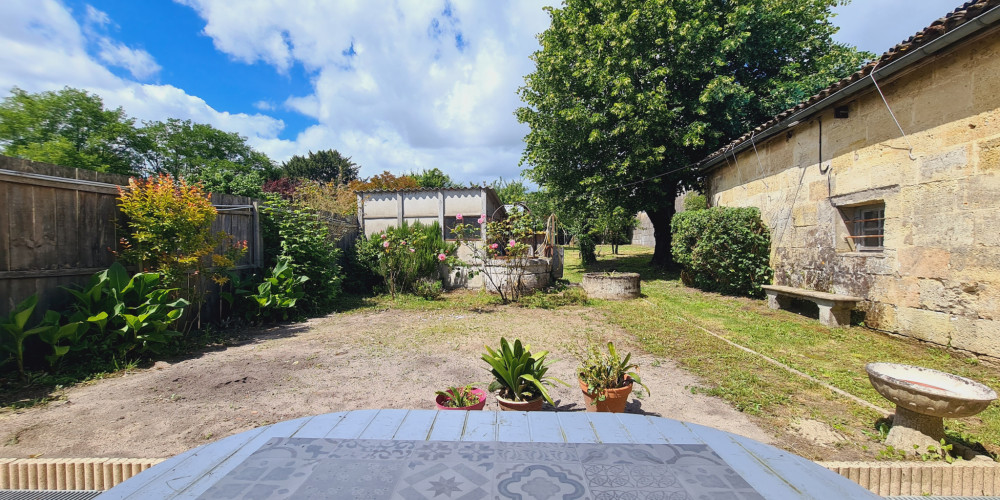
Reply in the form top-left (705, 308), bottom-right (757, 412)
top-left (0, 87), bottom-right (143, 175)
top-left (517, 0), bottom-right (871, 265)
top-left (261, 195), bottom-right (342, 312)
top-left (452, 210), bottom-right (538, 303)
top-left (671, 207), bottom-right (773, 297)
top-left (117, 175), bottom-right (243, 316)
top-left (597, 206), bottom-right (638, 254)
top-left (412, 168), bottom-right (459, 188)
top-left (138, 118), bottom-right (277, 181)
top-left (683, 193), bottom-right (708, 212)
top-left (1, 296), bottom-right (54, 377)
top-left (435, 384), bottom-right (483, 408)
top-left (578, 342), bottom-right (650, 403)
top-left (482, 337), bottom-right (566, 404)
top-left (282, 149), bottom-right (359, 184)
top-left (489, 178), bottom-right (530, 206)
top-left (63, 262), bottom-right (189, 360)
top-left (0, 88), bottom-right (278, 184)
top-left (250, 257), bottom-right (309, 322)
top-left (360, 222), bottom-right (456, 298)
top-left (413, 278), bottom-right (444, 300)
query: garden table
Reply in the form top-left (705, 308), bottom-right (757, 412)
top-left (97, 409), bottom-right (877, 499)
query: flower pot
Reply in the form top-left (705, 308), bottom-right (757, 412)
top-left (579, 377), bottom-right (633, 413)
top-left (435, 388), bottom-right (487, 411)
top-left (496, 394), bottom-right (544, 412)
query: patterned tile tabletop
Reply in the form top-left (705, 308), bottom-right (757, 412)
top-left (197, 438), bottom-right (764, 500)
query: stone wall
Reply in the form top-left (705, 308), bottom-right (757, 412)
top-left (706, 29), bottom-right (1000, 357)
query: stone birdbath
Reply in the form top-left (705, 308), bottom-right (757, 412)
top-left (866, 362), bottom-right (997, 451)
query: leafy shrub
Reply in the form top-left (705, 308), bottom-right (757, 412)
top-left (63, 262), bottom-right (189, 361)
top-left (359, 222), bottom-right (456, 297)
top-left (413, 278), bottom-right (443, 300)
top-left (671, 206), bottom-right (773, 297)
top-left (117, 175), bottom-right (243, 315)
top-left (683, 192), bottom-right (708, 211)
top-left (261, 195), bottom-right (342, 312)
top-left (340, 239), bottom-right (382, 295)
top-left (452, 210), bottom-right (537, 303)
top-left (220, 257), bottom-right (308, 323)
top-left (0, 296), bottom-right (78, 377)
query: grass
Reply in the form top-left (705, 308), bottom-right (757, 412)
top-left (566, 244), bottom-right (1000, 459)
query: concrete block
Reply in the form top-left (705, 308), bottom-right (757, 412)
top-left (809, 180), bottom-right (829, 201)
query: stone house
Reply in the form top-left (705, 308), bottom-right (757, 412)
top-left (698, 1), bottom-right (1000, 357)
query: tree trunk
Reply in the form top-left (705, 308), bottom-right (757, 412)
top-left (647, 204), bottom-right (677, 269)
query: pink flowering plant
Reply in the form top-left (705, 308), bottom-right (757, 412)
top-left (366, 222), bottom-right (458, 298)
top-left (449, 210), bottom-right (536, 303)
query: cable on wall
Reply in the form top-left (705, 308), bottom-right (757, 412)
top-left (871, 68), bottom-right (917, 160)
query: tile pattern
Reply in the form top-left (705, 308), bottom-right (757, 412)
top-left (197, 439), bottom-right (763, 500)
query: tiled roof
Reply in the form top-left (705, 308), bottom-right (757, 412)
top-left (699, 0), bottom-right (1000, 168)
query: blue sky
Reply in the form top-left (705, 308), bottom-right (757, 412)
top-left (0, 0), bottom-right (965, 184)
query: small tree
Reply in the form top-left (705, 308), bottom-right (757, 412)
top-left (671, 207), bottom-right (773, 297)
top-left (598, 206), bottom-right (638, 255)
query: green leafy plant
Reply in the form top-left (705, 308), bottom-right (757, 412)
top-left (1, 296), bottom-right (52, 377)
top-left (482, 337), bottom-right (566, 404)
top-left (63, 262), bottom-right (189, 359)
top-left (251, 257), bottom-right (308, 321)
top-left (671, 206), bottom-right (773, 297)
top-left (435, 384), bottom-right (483, 408)
top-left (261, 195), bottom-right (342, 312)
top-left (452, 210), bottom-right (537, 303)
top-left (360, 221), bottom-right (456, 298)
top-left (413, 278), bottom-right (443, 300)
top-left (117, 174), bottom-right (244, 325)
top-left (578, 341), bottom-right (650, 404)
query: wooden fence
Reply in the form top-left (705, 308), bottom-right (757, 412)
top-left (0, 156), bottom-right (358, 319)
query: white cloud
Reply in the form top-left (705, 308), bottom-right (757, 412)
top-left (0, 0), bottom-right (283, 148)
top-left (176, 0), bottom-right (556, 181)
top-left (96, 39), bottom-right (162, 80)
top-left (0, 0), bottom-right (556, 184)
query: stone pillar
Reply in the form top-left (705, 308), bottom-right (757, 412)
top-left (817, 299), bottom-right (852, 327)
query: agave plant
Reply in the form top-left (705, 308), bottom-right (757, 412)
top-left (482, 337), bottom-right (566, 404)
top-left (578, 341), bottom-right (650, 402)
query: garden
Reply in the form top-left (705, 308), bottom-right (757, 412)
top-left (1, 181), bottom-right (999, 467)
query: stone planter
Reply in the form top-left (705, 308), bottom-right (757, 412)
top-left (581, 272), bottom-right (640, 300)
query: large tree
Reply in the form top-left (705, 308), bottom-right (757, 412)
top-left (412, 167), bottom-right (459, 188)
top-left (517, 0), bottom-right (870, 266)
top-left (282, 149), bottom-right (359, 184)
top-left (0, 87), bottom-right (144, 175)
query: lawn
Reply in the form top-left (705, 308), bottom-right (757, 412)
top-left (566, 244), bottom-right (1000, 460)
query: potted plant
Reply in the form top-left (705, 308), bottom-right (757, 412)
top-left (435, 384), bottom-right (487, 411)
top-left (482, 337), bottom-right (567, 411)
top-left (578, 342), bottom-right (650, 413)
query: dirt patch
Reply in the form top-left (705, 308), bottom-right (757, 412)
top-left (0, 303), bottom-right (775, 459)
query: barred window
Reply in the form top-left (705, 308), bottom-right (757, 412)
top-left (848, 203), bottom-right (885, 251)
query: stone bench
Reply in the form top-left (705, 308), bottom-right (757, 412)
top-left (761, 285), bottom-right (862, 327)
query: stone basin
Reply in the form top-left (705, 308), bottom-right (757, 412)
top-left (866, 362), bottom-right (997, 451)
top-left (866, 362), bottom-right (997, 418)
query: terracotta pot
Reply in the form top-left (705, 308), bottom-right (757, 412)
top-left (496, 394), bottom-right (544, 412)
top-left (579, 377), bottom-right (633, 413)
top-left (435, 388), bottom-right (487, 411)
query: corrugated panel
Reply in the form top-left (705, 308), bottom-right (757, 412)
top-left (0, 491), bottom-right (100, 500)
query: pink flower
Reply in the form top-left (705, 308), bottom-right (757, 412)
top-left (383, 241), bottom-right (390, 248)
top-left (381, 234), bottom-right (387, 239)
top-left (401, 240), bottom-right (407, 245)
top-left (477, 215), bottom-right (486, 224)
top-left (455, 213), bottom-right (463, 220)
top-left (409, 248), bottom-right (415, 253)
top-left (490, 243), bottom-right (499, 250)
top-left (437, 253), bottom-right (447, 261)
top-left (508, 239), bottom-right (516, 248)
